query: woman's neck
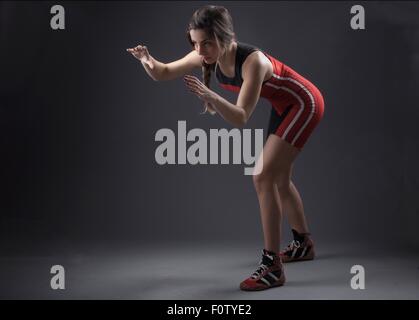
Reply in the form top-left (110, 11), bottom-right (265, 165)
top-left (217, 41), bottom-right (237, 69)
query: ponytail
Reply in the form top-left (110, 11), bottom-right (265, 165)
top-left (201, 62), bottom-right (217, 115)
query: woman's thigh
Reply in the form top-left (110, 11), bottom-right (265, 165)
top-left (254, 134), bottom-right (300, 182)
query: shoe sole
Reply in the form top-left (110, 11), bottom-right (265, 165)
top-left (281, 255), bottom-right (315, 263)
top-left (240, 282), bottom-right (284, 291)
top-left (240, 275), bottom-right (286, 291)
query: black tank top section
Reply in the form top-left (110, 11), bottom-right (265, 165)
top-left (215, 41), bottom-right (260, 87)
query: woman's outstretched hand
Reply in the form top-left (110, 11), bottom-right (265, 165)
top-left (126, 44), bottom-right (153, 69)
top-left (183, 75), bottom-right (218, 104)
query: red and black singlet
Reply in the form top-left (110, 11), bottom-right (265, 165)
top-left (215, 41), bottom-right (325, 150)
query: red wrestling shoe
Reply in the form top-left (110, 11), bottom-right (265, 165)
top-left (240, 249), bottom-right (285, 291)
top-left (280, 229), bottom-right (315, 263)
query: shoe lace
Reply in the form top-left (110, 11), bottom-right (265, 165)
top-left (251, 251), bottom-right (275, 279)
top-left (282, 240), bottom-right (301, 253)
top-left (251, 263), bottom-right (269, 279)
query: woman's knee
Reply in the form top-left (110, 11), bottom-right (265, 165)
top-left (253, 169), bottom-right (278, 192)
top-left (276, 177), bottom-right (291, 195)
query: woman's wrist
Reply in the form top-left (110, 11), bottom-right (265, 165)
top-left (208, 92), bottom-right (220, 106)
top-left (141, 56), bottom-right (154, 70)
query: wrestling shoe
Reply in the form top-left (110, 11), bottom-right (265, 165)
top-left (280, 229), bottom-right (315, 263)
top-left (240, 249), bottom-right (285, 291)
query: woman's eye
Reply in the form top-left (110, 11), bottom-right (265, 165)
top-left (193, 42), bottom-right (210, 50)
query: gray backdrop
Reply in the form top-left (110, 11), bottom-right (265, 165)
top-left (1, 1), bottom-right (419, 256)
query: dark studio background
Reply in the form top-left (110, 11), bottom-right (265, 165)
top-left (1, 1), bottom-right (419, 299)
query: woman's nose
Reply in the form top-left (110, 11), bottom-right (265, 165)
top-left (196, 45), bottom-right (205, 56)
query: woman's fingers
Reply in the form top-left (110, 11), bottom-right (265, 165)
top-left (127, 49), bottom-right (140, 58)
top-left (186, 84), bottom-right (203, 96)
top-left (187, 85), bottom-right (201, 94)
top-left (126, 44), bottom-right (147, 55)
top-left (126, 47), bottom-right (139, 53)
top-left (186, 83), bottom-right (207, 101)
top-left (135, 45), bottom-right (147, 53)
top-left (187, 84), bottom-right (204, 98)
top-left (183, 75), bottom-right (196, 81)
top-left (184, 79), bottom-right (204, 90)
top-left (126, 45), bottom-right (148, 60)
top-left (184, 80), bottom-right (201, 93)
top-left (184, 80), bottom-right (201, 90)
top-left (190, 90), bottom-right (204, 100)
top-left (184, 76), bottom-right (203, 89)
top-left (184, 75), bottom-right (200, 83)
top-left (184, 75), bottom-right (211, 102)
top-left (184, 79), bottom-right (206, 99)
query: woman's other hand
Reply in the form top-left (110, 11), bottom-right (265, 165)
top-left (126, 44), bottom-right (153, 69)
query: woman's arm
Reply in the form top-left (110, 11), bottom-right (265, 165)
top-left (127, 45), bottom-right (203, 81)
top-left (184, 52), bottom-right (270, 127)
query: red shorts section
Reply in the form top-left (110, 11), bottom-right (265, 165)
top-left (273, 85), bottom-right (324, 150)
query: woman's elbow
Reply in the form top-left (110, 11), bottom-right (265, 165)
top-left (236, 113), bottom-right (248, 129)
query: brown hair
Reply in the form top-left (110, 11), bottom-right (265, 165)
top-left (186, 5), bottom-right (236, 115)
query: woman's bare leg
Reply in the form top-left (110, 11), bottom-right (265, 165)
top-left (252, 134), bottom-right (300, 254)
top-left (274, 178), bottom-right (310, 234)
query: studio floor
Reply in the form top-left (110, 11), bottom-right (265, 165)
top-left (1, 241), bottom-right (418, 300)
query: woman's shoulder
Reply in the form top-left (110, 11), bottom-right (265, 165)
top-left (240, 43), bottom-right (273, 80)
top-left (237, 41), bottom-right (266, 62)
top-left (237, 41), bottom-right (262, 55)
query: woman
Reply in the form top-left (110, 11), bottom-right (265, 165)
top-left (127, 5), bottom-right (324, 291)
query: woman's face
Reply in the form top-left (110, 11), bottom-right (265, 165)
top-left (189, 29), bottom-right (221, 64)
